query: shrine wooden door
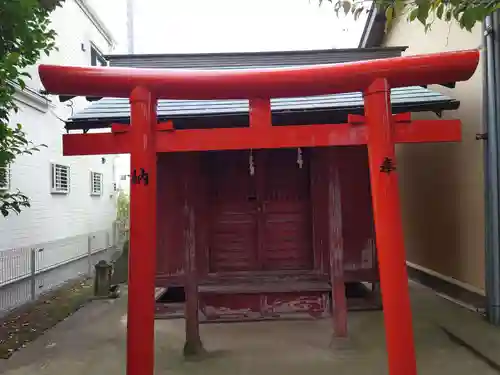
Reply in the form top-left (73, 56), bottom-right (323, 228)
top-left (207, 149), bottom-right (313, 273)
top-left (207, 150), bottom-right (258, 272)
top-left (258, 148), bottom-right (313, 271)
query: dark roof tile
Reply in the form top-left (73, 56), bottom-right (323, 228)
top-left (68, 86), bottom-right (457, 126)
top-left (66, 47), bottom-right (459, 129)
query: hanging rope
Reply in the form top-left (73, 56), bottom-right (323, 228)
top-left (297, 148), bottom-right (303, 169)
top-left (249, 149), bottom-right (255, 176)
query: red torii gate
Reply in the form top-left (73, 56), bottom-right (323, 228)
top-left (39, 49), bottom-right (479, 375)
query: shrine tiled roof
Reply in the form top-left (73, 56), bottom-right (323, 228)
top-left (65, 47), bottom-right (460, 131)
top-left (66, 86), bottom-right (458, 130)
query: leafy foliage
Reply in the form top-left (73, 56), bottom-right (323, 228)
top-left (115, 190), bottom-right (130, 248)
top-left (116, 190), bottom-right (130, 228)
top-left (323, 0), bottom-right (500, 32)
top-left (0, 0), bottom-right (64, 217)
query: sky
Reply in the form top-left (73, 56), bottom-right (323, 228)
top-left (89, 0), bottom-right (369, 54)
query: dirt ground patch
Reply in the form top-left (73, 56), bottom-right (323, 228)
top-left (0, 278), bottom-right (94, 359)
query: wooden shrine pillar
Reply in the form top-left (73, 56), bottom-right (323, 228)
top-left (127, 87), bottom-right (158, 375)
top-left (182, 154), bottom-right (205, 357)
top-left (364, 78), bottom-right (417, 375)
top-left (327, 149), bottom-right (347, 338)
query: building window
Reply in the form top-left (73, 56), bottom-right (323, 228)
top-left (0, 164), bottom-right (11, 191)
top-left (51, 163), bottom-right (70, 194)
top-left (90, 171), bottom-right (103, 196)
top-left (90, 45), bottom-right (107, 67)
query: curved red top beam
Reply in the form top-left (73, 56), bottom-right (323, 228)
top-left (39, 49), bottom-right (479, 100)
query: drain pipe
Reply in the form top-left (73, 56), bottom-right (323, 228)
top-left (484, 11), bottom-right (500, 325)
top-left (494, 10), bottom-right (500, 325)
top-left (482, 19), bottom-right (492, 320)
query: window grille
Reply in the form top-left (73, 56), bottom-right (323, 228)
top-left (90, 171), bottom-right (103, 196)
top-left (51, 163), bottom-right (70, 194)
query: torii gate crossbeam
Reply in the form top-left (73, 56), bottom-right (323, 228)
top-left (38, 49), bottom-right (479, 375)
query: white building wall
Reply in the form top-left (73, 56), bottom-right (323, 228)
top-left (115, 155), bottom-right (131, 194)
top-left (0, 0), bottom-right (117, 252)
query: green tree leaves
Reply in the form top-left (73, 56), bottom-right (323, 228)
top-left (116, 190), bottom-right (130, 225)
top-left (0, 0), bottom-right (63, 217)
top-left (322, 0), bottom-right (500, 32)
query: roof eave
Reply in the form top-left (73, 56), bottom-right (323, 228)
top-left (103, 46), bottom-right (408, 61)
top-left (64, 99), bottom-right (461, 131)
top-left (359, 3), bottom-right (390, 48)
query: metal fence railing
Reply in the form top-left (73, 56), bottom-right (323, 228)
top-left (0, 223), bottom-right (125, 317)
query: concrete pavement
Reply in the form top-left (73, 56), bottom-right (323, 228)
top-left (0, 282), bottom-right (499, 375)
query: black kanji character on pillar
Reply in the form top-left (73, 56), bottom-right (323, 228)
top-left (380, 157), bottom-right (396, 174)
top-left (131, 168), bottom-right (149, 186)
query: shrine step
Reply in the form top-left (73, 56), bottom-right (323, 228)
top-left (200, 290), bottom-right (330, 322)
top-left (198, 277), bottom-right (331, 321)
top-left (155, 302), bottom-right (185, 319)
top-left (199, 279), bottom-right (331, 294)
top-left (154, 282), bottom-right (381, 321)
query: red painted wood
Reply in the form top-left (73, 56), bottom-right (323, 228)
top-left (156, 146), bottom-right (391, 290)
top-left (392, 112), bottom-right (412, 123)
top-left (365, 79), bottom-right (416, 375)
top-left (262, 292), bottom-right (328, 319)
top-left (311, 148), bottom-right (378, 281)
top-left (255, 150), bottom-right (266, 270)
top-left (62, 119), bottom-right (462, 156)
top-left (210, 208), bottom-right (257, 271)
top-left (156, 274), bottom-right (184, 287)
top-left (200, 291), bottom-right (329, 321)
top-left (337, 147), bottom-right (377, 281)
top-left (250, 98), bottom-right (272, 128)
top-left (157, 120), bottom-right (174, 131)
top-left (309, 149), bottom-right (324, 272)
top-left (347, 114), bottom-right (366, 125)
top-left (156, 155), bottom-right (169, 279)
top-left (196, 154), bottom-right (210, 277)
top-left (260, 149), bottom-right (313, 271)
top-left (349, 112), bottom-right (412, 125)
top-left (127, 87), bottom-right (157, 375)
top-left (199, 274), bottom-right (330, 292)
top-left (312, 149), bottom-right (331, 275)
top-left (64, 132), bottom-right (130, 155)
top-left (156, 154), bottom-right (184, 279)
top-left (394, 119), bottom-right (461, 143)
top-left (111, 123), bottom-right (129, 133)
top-left (262, 202), bottom-right (313, 270)
top-left (202, 293), bottom-right (261, 321)
top-left (204, 149), bottom-right (314, 273)
top-left (39, 49), bottom-right (479, 99)
top-left (43, 48), bottom-right (479, 375)
top-left (207, 151), bottom-right (258, 272)
top-left (182, 153), bottom-right (203, 354)
top-left (159, 267), bottom-right (373, 285)
top-left (327, 148), bottom-right (348, 338)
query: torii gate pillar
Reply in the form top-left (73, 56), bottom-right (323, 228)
top-left (365, 78), bottom-right (416, 375)
top-left (127, 87), bottom-right (158, 375)
top-left (36, 48), bottom-right (480, 375)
